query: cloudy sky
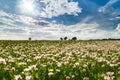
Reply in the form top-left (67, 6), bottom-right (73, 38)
top-left (0, 0), bottom-right (120, 40)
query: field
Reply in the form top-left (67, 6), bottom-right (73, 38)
top-left (0, 40), bottom-right (120, 80)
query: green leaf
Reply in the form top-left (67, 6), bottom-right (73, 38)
top-left (35, 73), bottom-right (39, 79)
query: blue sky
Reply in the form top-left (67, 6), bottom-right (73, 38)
top-left (0, 0), bottom-right (120, 40)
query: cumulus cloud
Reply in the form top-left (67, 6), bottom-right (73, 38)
top-left (0, 10), bottom-right (52, 40)
top-left (0, 10), bottom-right (120, 40)
top-left (40, 0), bottom-right (82, 18)
top-left (17, 0), bottom-right (82, 18)
top-left (0, 11), bottom-right (110, 40)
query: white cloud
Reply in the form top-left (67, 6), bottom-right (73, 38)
top-left (31, 20), bottom-right (100, 40)
top-left (40, 0), bottom-right (81, 18)
top-left (0, 10), bottom-right (120, 40)
top-left (0, 10), bottom-right (40, 26)
top-left (98, 0), bottom-right (118, 13)
top-left (40, 20), bottom-right (120, 40)
top-left (0, 11), bottom-right (36, 38)
top-left (17, 0), bottom-right (82, 18)
top-left (63, 16), bottom-right (99, 32)
top-left (109, 16), bottom-right (120, 20)
top-left (17, 0), bottom-right (39, 16)
top-left (0, 10), bottom-right (15, 26)
top-left (14, 15), bottom-right (37, 25)
top-left (0, 10), bottom-right (10, 16)
top-left (67, 22), bottom-right (99, 32)
top-left (116, 23), bottom-right (120, 32)
top-left (0, 33), bottom-right (29, 40)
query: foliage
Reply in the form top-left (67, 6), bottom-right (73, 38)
top-left (60, 37), bottom-right (63, 40)
top-left (0, 40), bottom-right (120, 80)
top-left (29, 37), bottom-right (31, 41)
top-left (64, 37), bottom-right (68, 40)
top-left (72, 37), bottom-right (77, 40)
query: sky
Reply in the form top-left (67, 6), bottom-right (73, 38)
top-left (0, 0), bottom-right (120, 40)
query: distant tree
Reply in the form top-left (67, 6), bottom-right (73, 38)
top-left (29, 37), bottom-right (31, 41)
top-left (64, 37), bottom-right (68, 40)
top-left (60, 37), bottom-right (63, 40)
top-left (108, 38), bottom-right (112, 40)
top-left (72, 37), bottom-right (77, 40)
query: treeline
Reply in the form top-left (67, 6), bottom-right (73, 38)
top-left (28, 37), bottom-right (77, 41)
top-left (60, 37), bottom-right (77, 41)
top-left (101, 38), bottom-right (120, 40)
top-left (28, 37), bottom-right (120, 41)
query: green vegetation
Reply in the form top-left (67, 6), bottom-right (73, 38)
top-left (0, 40), bottom-right (120, 80)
